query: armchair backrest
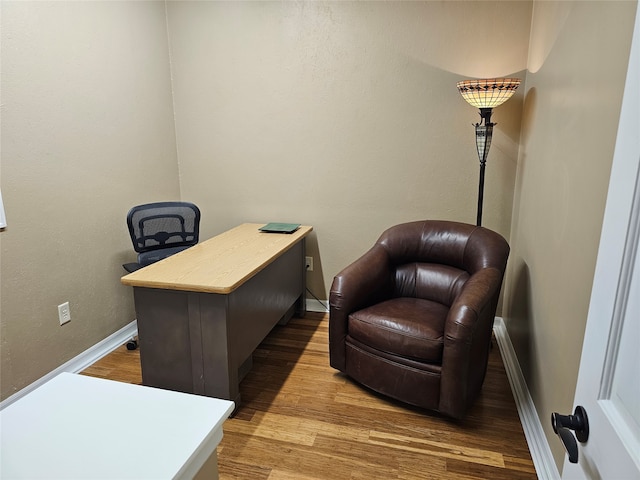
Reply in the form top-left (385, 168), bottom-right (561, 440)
top-left (377, 220), bottom-right (509, 306)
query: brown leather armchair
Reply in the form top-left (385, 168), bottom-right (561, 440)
top-left (329, 220), bottom-right (510, 419)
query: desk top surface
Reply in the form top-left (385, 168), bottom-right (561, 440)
top-left (0, 373), bottom-right (234, 479)
top-left (121, 223), bottom-right (313, 294)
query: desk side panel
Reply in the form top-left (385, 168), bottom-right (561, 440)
top-left (226, 241), bottom-right (304, 366)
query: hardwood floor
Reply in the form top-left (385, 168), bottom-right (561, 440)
top-left (81, 312), bottom-right (536, 479)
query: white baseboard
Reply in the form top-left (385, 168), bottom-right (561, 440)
top-left (0, 320), bottom-right (138, 411)
top-left (493, 317), bottom-right (560, 480)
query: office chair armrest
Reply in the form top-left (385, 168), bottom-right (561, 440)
top-left (122, 262), bottom-right (142, 273)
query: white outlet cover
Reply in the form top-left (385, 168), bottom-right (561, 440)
top-left (58, 302), bottom-right (71, 325)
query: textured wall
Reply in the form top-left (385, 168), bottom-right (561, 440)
top-left (503, 0), bottom-right (637, 472)
top-left (165, 1), bottom-right (531, 299)
top-left (0, 1), bottom-right (180, 400)
top-left (3, 5), bottom-right (635, 475)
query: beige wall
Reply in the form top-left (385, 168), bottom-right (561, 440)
top-left (503, 0), bottom-right (637, 472)
top-left (166, 1), bottom-right (531, 299)
top-left (1, 0), bottom-right (530, 401)
top-left (0, 1), bottom-right (180, 400)
top-left (4, 3), bottom-right (636, 476)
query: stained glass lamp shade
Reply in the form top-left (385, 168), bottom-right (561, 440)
top-left (456, 78), bottom-right (521, 109)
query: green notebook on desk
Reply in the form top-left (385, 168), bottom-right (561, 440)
top-left (259, 223), bottom-right (301, 234)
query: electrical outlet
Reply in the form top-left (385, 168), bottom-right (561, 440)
top-left (58, 302), bottom-right (71, 326)
top-left (305, 256), bottom-right (313, 271)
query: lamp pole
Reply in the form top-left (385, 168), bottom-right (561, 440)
top-left (475, 108), bottom-right (494, 226)
top-left (477, 155), bottom-right (486, 226)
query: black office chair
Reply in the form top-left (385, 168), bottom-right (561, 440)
top-left (123, 201), bottom-right (201, 274)
top-left (122, 201), bottom-right (201, 350)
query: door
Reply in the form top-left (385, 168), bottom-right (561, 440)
top-left (561, 5), bottom-right (640, 479)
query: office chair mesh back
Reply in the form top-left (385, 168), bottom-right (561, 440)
top-left (126, 201), bottom-right (200, 268)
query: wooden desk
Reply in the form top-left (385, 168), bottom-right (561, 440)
top-left (121, 223), bottom-right (312, 404)
top-left (0, 373), bottom-right (234, 479)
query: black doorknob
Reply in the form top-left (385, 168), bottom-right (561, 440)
top-left (551, 406), bottom-right (589, 464)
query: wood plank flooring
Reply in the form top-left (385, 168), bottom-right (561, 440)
top-left (81, 312), bottom-right (536, 479)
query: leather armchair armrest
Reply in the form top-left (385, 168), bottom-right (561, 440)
top-left (329, 245), bottom-right (392, 371)
top-left (439, 268), bottom-right (503, 418)
top-left (330, 245), bottom-right (392, 314)
top-left (444, 268), bottom-right (502, 339)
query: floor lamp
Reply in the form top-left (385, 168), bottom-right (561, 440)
top-left (456, 78), bottom-right (520, 226)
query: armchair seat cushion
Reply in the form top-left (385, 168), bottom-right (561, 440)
top-left (348, 297), bottom-right (448, 363)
